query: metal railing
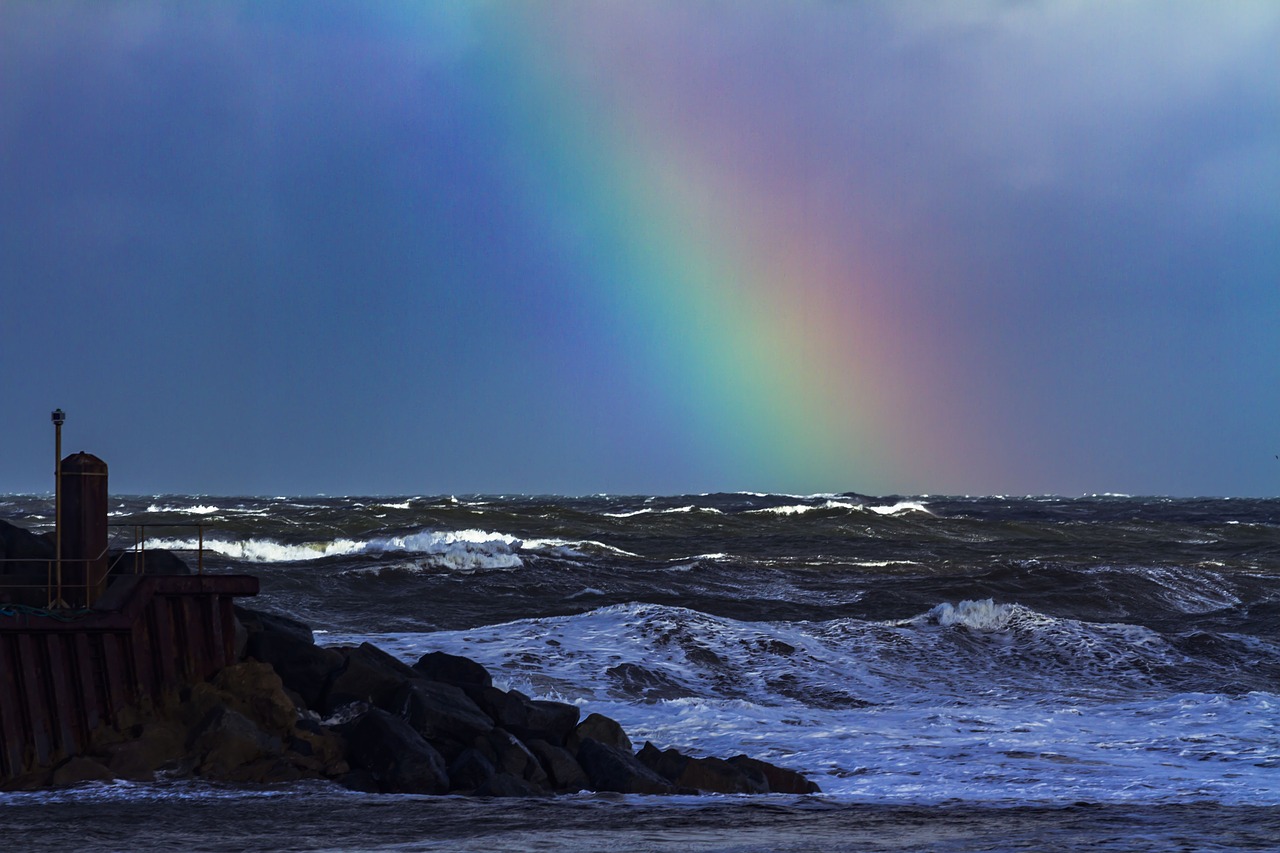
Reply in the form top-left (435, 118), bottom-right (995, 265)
top-left (0, 523), bottom-right (208, 611)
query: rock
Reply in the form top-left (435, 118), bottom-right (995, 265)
top-left (474, 772), bottom-right (549, 798)
top-left (104, 720), bottom-right (188, 781)
top-left (636, 742), bottom-right (763, 794)
top-left (190, 706), bottom-right (283, 779)
top-left (212, 661), bottom-right (298, 737)
top-left (413, 651), bottom-right (493, 688)
top-left (526, 739), bottom-right (589, 793)
top-left (568, 712), bottom-right (632, 754)
top-left (514, 700), bottom-right (580, 747)
top-left (606, 663), bottom-right (697, 701)
top-left (677, 756), bottom-right (761, 794)
top-left (323, 643), bottom-right (419, 714)
top-left (463, 685), bottom-right (580, 747)
top-left (480, 728), bottom-right (549, 789)
top-left (343, 708), bottom-right (449, 794)
top-left (0, 519), bottom-right (54, 603)
top-left (235, 606), bottom-right (316, 646)
top-left (224, 756), bottom-right (305, 784)
top-left (49, 756), bottom-right (115, 787)
top-left (636, 741), bottom-right (688, 781)
top-left (290, 719), bottom-right (347, 773)
top-left (392, 679), bottom-right (494, 744)
top-left (575, 738), bottom-right (675, 795)
top-left (338, 768), bottom-right (381, 793)
top-left (447, 748), bottom-right (497, 792)
top-left (245, 631), bottom-right (343, 711)
top-left (0, 519), bottom-right (53, 565)
top-left (727, 755), bottom-right (821, 794)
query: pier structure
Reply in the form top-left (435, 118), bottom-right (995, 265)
top-left (0, 413), bottom-right (258, 780)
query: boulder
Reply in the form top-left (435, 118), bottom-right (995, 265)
top-left (235, 607), bottom-right (316, 646)
top-left (49, 756), bottom-right (115, 787)
top-left (392, 679), bottom-right (494, 745)
top-left (474, 772), bottom-right (549, 798)
top-left (447, 747), bottom-right (497, 792)
top-left (413, 651), bottom-right (493, 688)
top-left (463, 685), bottom-right (580, 747)
top-left (526, 739), bottom-right (589, 793)
top-left (323, 643), bottom-right (419, 714)
top-left (212, 661), bottom-right (298, 738)
top-left (104, 720), bottom-right (188, 781)
top-left (514, 700), bottom-right (580, 747)
top-left (480, 728), bottom-right (549, 789)
top-left (575, 738), bottom-right (675, 795)
top-left (343, 708), bottom-right (449, 794)
top-left (636, 742), bottom-right (763, 794)
top-left (568, 712), bottom-right (632, 754)
top-left (190, 706), bottom-right (283, 779)
top-left (245, 631), bottom-right (343, 711)
top-left (606, 663), bottom-right (697, 701)
top-left (0, 519), bottom-right (53, 565)
top-left (727, 755), bottom-right (821, 794)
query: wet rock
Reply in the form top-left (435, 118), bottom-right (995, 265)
top-left (474, 772), bottom-right (549, 798)
top-left (526, 738), bottom-right (589, 793)
top-left (568, 712), bottom-right (632, 753)
top-left (190, 706), bottom-right (283, 779)
top-left (344, 708), bottom-right (448, 794)
top-left (414, 651), bottom-right (493, 688)
top-left (104, 720), bottom-right (187, 781)
top-left (323, 643), bottom-right (418, 714)
top-left (448, 747), bottom-right (497, 792)
top-left (636, 742), bottom-right (763, 794)
top-left (392, 679), bottom-right (494, 743)
top-left (245, 628), bottom-right (344, 711)
top-left (49, 756), bottom-right (115, 787)
top-left (514, 699), bottom-right (580, 747)
top-left (727, 755), bottom-right (821, 794)
top-left (212, 661), bottom-right (298, 738)
top-left (481, 728), bottom-right (549, 789)
top-left (466, 685), bottom-right (581, 747)
top-left (575, 738), bottom-right (675, 795)
top-left (606, 663), bottom-right (697, 701)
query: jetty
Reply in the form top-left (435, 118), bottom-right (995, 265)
top-left (1, 413), bottom-right (819, 795)
top-left (0, 412), bottom-right (258, 781)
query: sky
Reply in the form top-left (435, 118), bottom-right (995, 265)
top-left (1, 1), bottom-right (1277, 498)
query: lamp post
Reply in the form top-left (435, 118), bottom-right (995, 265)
top-left (51, 408), bottom-right (65, 608)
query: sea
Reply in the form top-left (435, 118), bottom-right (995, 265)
top-left (1, 492), bottom-right (1278, 852)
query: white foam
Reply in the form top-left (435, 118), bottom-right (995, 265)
top-left (747, 500), bottom-right (863, 516)
top-left (146, 504), bottom-right (221, 515)
top-left (868, 500), bottom-right (932, 516)
top-left (325, 602), bottom-right (1280, 806)
top-left (143, 527), bottom-right (639, 570)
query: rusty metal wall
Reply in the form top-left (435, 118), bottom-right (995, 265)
top-left (0, 575), bottom-right (258, 779)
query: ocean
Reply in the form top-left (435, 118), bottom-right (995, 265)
top-left (2, 492), bottom-right (1278, 851)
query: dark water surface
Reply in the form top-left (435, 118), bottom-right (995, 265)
top-left (5, 789), bottom-right (1279, 852)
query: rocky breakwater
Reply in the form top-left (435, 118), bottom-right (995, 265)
top-left (23, 605), bottom-right (821, 797)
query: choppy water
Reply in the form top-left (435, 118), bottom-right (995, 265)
top-left (3, 492), bottom-right (1279, 851)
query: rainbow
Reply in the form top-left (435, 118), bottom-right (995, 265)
top-left (425, 6), bottom-right (979, 493)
